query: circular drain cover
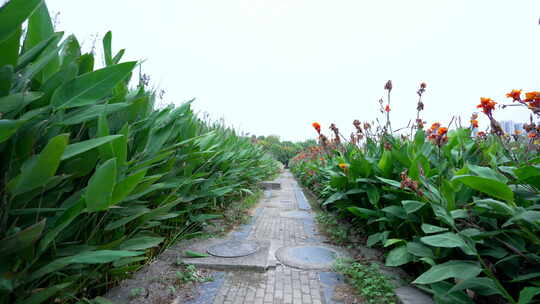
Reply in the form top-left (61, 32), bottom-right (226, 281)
top-left (276, 245), bottom-right (340, 270)
top-left (207, 240), bottom-right (259, 258)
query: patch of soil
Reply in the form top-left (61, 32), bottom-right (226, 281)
top-left (105, 260), bottom-right (215, 304)
top-left (333, 284), bottom-right (365, 304)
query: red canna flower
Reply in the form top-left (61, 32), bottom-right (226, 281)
top-left (471, 119), bottom-right (479, 128)
top-left (477, 97), bottom-right (497, 116)
top-left (506, 89), bottom-right (522, 101)
top-left (438, 127), bottom-right (448, 136)
top-left (528, 131), bottom-right (537, 138)
top-left (385, 105), bottom-right (391, 112)
top-left (312, 122), bottom-right (321, 134)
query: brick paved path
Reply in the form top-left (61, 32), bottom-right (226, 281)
top-left (205, 170), bottom-right (336, 304)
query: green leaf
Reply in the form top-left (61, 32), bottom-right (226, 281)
top-left (60, 103), bottom-right (129, 125)
top-left (184, 250), bottom-right (211, 258)
top-left (16, 282), bottom-right (72, 304)
top-left (503, 210), bottom-right (540, 227)
top-left (61, 135), bottom-right (123, 160)
top-left (347, 207), bottom-right (378, 219)
top-left (376, 176), bottom-right (401, 188)
top-left (0, 65), bottom-right (13, 96)
top-left (85, 158), bottom-right (117, 212)
top-left (27, 250), bottom-right (143, 283)
top-left (365, 184), bottom-right (380, 207)
top-left (518, 287), bottom-right (540, 304)
top-left (407, 241), bottom-right (434, 258)
top-left (104, 208), bottom-right (150, 231)
top-left (0, 119), bottom-right (25, 143)
top-left (0, 25), bottom-right (20, 68)
top-left (118, 236), bottom-right (164, 251)
top-left (0, 92), bottom-right (43, 113)
top-left (22, 1), bottom-right (58, 82)
top-left (103, 31), bottom-right (113, 66)
top-left (38, 199), bottom-right (85, 254)
top-left (452, 175), bottom-right (514, 203)
top-left (402, 200), bottom-right (425, 214)
top-left (385, 246), bottom-right (412, 267)
top-left (514, 165), bottom-right (540, 189)
top-left (421, 224), bottom-right (448, 234)
top-left (473, 198), bottom-right (514, 215)
top-left (51, 61), bottom-right (137, 109)
top-left (322, 192), bottom-right (346, 206)
top-left (111, 169), bottom-right (147, 204)
top-left (412, 260), bottom-right (482, 284)
top-left (420, 232), bottom-right (465, 248)
top-left (9, 133), bottom-right (68, 195)
top-left (0, 219), bottom-right (45, 257)
top-left (448, 277), bottom-right (501, 297)
top-left (0, 0), bottom-right (43, 44)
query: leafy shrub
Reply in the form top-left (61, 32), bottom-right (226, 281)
top-left (292, 82), bottom-right (540, 303)
top-left (0, 1), bottom-right (278, 303)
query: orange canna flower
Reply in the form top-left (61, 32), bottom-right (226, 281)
top-left (477, 131), bottom-right (486, 137)
top-left (528, 131), bottom-right (537, 138)
top-left (514, 130), bottom-right (522, 135)
top-left (471, 119), bottom-right (479, 128)
top-left (477, 97), bottom-right (497, 115)
top-left (430, 122), bottom-right (441, 130)
top-left (385, 105), bottom-right (390, 112)
top-left (312, 122), bottom-right (321, 134)
top-left (506, 89), bottom-right (522, 101)
top-left (338, 163), bottom-right (349, 169)
top-left (438, 127), bottom-right (448, 135)
top-left (525, 91), bottom-right (540, 101)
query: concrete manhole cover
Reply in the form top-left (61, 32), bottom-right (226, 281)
top-left (207, 240), bottom-right (260, 258)
top-left (276, 245), bottom-right (343, 270)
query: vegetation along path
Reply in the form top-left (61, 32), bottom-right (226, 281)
top-left (106, 170), bottom-right (432, 304)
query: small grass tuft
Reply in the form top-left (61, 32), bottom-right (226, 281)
top-left (333, 258), bottom-right (397, 304)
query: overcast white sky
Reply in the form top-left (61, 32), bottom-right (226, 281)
top-left (46, 0), bottom-right (540, 141)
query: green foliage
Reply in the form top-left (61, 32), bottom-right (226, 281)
top-left (333, 259), bottom-right (397, 304)
top-left (0, 2), bottom-right (278, 303)
top-left (292, 129), bottom-right (540, 303)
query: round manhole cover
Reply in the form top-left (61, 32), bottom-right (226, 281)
top-left (276, 245), bottom-right (342, 270)
top-left (207, 240), bottom-right (260, 258)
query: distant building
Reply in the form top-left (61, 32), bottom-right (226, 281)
top-left (499, 120), bottom-right (525, 134)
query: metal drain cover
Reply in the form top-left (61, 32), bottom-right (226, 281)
top-left (207, 240), bottom-right (260, 258)
top-left (276, 245), bottom-right (341, 270)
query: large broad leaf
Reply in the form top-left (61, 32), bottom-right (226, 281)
top-left (37, 199), bottom-right (85, 254)
top-left (412, 260), bottom-right (482, 284)
top-left (8, 134), bottom-right (68, 196)
top-left (518, 287), bottom-right (540, 304)
top-left (0, 0), bottom-right (43, 44)
top-left (402, 200), bottom-right (425, 214)
top-left (27, 250), bottom-right (143, 283)
top-left (420, 232), bottom-right (465, 248)
top-left (514, 165), bottom-right (540, 190)
top-left (118, 236), bottom-right (164, 251)
top-left (51, 61), bottom-right (137, 109)
top-left (347, 207), bottom-right (379, 219)
top-left (385, 246), bottom-right (412, 267)
top-left (448, 277), bottom-right (501, 296)
top-left (0, 119), bottom-right (25, 143)
top-left (85, 158), bottom-right (117, 212)
top-left (452, 175), bottom-right (513, 203)
top-left (22, 1), bottom-right (58, 83)
top-left (60, 103), bottom-right (130, 125)
top-left (503, 210), bottom-right (540, 228)
top-left (0, 219), bottom-right (45, 257)
top-left (61, 135), bottom-right (123, 160)
top-left (322, 192), bottom-right (346, 206)
top-left (473, 199), bottom-right (514, 216)
top-left (111, 169), bottom-right (147, 204)
top-left (421, 224), bottom-right (448, 234)
top-left (407, 241), bottom-right (434, 258)
top-left (0, 25), bottom-right (20, 68)
top-left (102, 31), bottom-right (113, 66)
top-left (16, 282), bottom-right (72, 304)
top-left (0, 92), bottom-right (43, 113)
